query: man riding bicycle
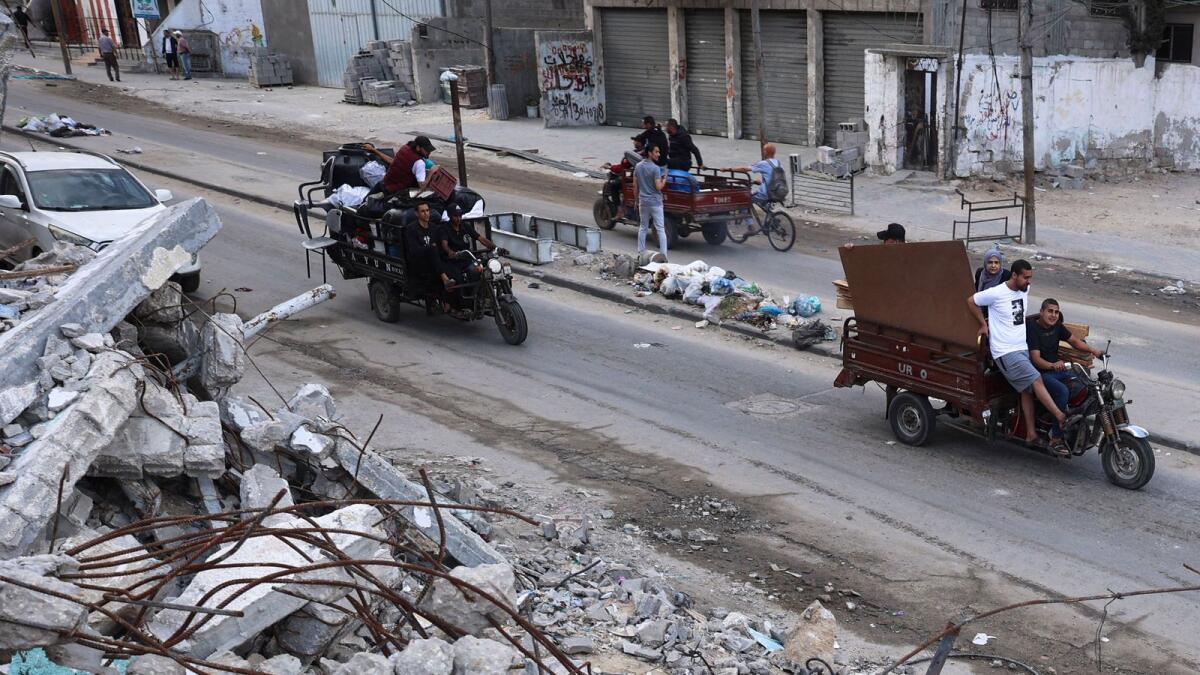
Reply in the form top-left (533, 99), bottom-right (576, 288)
top-left (727, 143), bottom-right (786, 236)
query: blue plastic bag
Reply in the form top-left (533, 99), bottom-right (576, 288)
top-left (791, 295), bottom-right (821, 317)
top-left (758, 303), bottom-right (785, 316)
top-left (709, 277), bottom-right (734, 295)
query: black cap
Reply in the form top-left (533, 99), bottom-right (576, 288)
top-left (446, 203), bottom-right (462, 217)
top-left (413, 135), bottom-right (436, 152)
top-left (642, 115), bottom-right (655, 125)
top-left (877, 222), bottom-right (906, 242)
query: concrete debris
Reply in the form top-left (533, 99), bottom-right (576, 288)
top-left (287, 382), bottom-right (337, 420)
top-left (419, 563), bottom-right (518, 636)
top-left (0, 556), bottom-right (89, 651)
top-left (331, 651), bottom-right (391, 674)
top-left (451, 635), bottom-right (522, 675)
top-left (780, 600), bottom-right (838, 669)
top-left (389, 637), bottom-right (455, 674)
top-left (127, 654), bottom-right (186, 675)
top-left (199, 312), bottom-right (246, 393)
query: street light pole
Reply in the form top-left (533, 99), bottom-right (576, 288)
top-left (483, 0), bottom-right (495, 88)
top-left (750, 0), bottom-right (767, 149)
top-left (1018, 0), bottom-right (1037, 244)
top-left (48, 0), bottom-right (73, 75)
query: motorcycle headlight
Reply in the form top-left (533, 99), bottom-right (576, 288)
top-left (1109, 379), bottom-right (1125, 399)
top-left (487, 258), bottom-right (503, 275)
top-left (48, 226), bottom-right (103, 252)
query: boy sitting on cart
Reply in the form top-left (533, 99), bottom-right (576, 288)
top-left (967, 259), bottom-right (1075, 456)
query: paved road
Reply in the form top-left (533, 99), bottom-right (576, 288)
top-left (5, 85), bottom-right (1200, 670)
top-left (8, 83), bottom-right (1198, 447)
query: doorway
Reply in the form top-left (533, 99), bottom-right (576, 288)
top-left (903, 59), bottom-right (938, 171)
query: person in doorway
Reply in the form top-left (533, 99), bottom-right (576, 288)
top-left (161, 30), bottom-right (179, 80)
top-left (364, 136), bottom-right (436, 198)
top-left (633, 144), bottom-right (668, 259)
top-left (98, 29), bottom-right (120, 82)
top-left (632, 116), bottom-right (669, 167)
top-left (1026, 298), bottom-right (1104, 449)
top-left (967, 259), bottom-right (1074, 454)
top-left (12, 5), bottom-right (30, 42)
top-left (974, 244), bottom-right (1011, 292)
top-left (665, 118), bottom-right (703, 171)
top-left (175, 31), bottom-right (192, 80)
top-left (729, 143), bottom-right (782, 235)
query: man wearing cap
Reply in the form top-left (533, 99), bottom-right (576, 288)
top-left (632, 116), bottom-right (669, 168)
top-left (99, 29), bottom-right (120, 82)
top-left (437, 204), bottom-right (499, 306)
top-left (878, 222), bottom-right (906, 244)
top-left (364, 136), bottom-right (436, 197)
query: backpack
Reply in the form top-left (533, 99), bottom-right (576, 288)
top-left (766, 160), bottom-right (788, 202)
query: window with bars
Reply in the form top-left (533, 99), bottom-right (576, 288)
top-left (1157, 23), bottom-right (1195, 63)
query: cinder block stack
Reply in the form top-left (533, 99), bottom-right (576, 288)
top-left (342, 46), bottom-right (413, 106)
top-left (387, 40), bottom-right (414, 89)
top-left (247, 48), bottom-right (294, 88)
top-left (835, 119), bottom-right (867, 173)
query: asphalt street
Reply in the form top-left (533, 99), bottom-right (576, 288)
top-left (4, 83), bottom-right (1200, 671)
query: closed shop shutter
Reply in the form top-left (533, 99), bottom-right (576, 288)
top-left (307, 0), bottom-right (441, 89)
top-left (684, 10), bottom-right (727, 137)
top-left (739, 10), bottom-right (807, 144)
top-left (600, 9), bottom-right (671, 128)
top-left (823, 12), bottom-right (923, 143)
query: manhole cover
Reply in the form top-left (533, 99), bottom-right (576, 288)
top-left (726, 394), bottom-right (817, 419)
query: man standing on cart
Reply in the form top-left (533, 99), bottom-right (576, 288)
top-left (967, 260), bottom-right (1074, 455)
top-left (364, 136), bottom-right (436, 197)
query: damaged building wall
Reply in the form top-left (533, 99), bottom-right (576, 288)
top-left (928, 0), bottom-right (1130, 58)
top-left (864, 49), bottom-right (952, 176)
top-left (150, 0), bottom-right (265, 77)
top-left (946, 55), bottom-right (1200, 176)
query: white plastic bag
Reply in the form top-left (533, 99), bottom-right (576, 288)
top-left (328, 184), bottom-right (370, 208)
top-left (360, 160), bottom-right (387, 187)
top-left (683, 280), bottom-right (705, 305)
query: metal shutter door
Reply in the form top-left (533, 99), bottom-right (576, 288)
top-left (684, 10), bottom-right (727, 137)
top-left (739, 10), bottom-right (807, 144)
top-left (823, 12), bottom-right (923, 143)
top-left (601, 9), bottom-right (671, 128)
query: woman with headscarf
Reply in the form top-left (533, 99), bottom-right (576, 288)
top-left (974, 245), bottom-right (1011, 292)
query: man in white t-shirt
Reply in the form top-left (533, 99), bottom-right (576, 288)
top-left (967, 259), bottom-right (1070, 454)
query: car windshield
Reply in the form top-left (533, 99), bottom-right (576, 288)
top-left (25, 168), bottom-right (157, 211)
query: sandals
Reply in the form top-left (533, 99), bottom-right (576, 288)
top-left (1047, 437), bottom-right (1071, 457)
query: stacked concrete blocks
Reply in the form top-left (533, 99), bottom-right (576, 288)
top-left (248, 47), bottom-right (294, 88)
top-left (343, 46), bottom-right (413, 107)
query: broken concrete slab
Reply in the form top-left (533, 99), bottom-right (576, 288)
top-left (779, 600), bottom-right (837, 669)
top-left (0, 380), bottom-right (39, 426)
top-left (132, 281), bottom-right (185, 325)
top-left (90, 417), bottom-right (187, 479)
top-left (388, 637), bottom-right (454, 675)
top-left (0, 199), bottom-right (222, 392)
top-left (331, 651), bottom-right (391, 675)
top-left (452, 635), bottom-right (521, 675)
top-left (199, 313), bottom-right (245, 394)
top-left (258, 654), bottom-right (303, 675)
top-left (286, 383), bottom-right (337, 420)
top-left (333, 442), bottom-right (503, 567)
top-left (239, 464), bottom-right (294, 526)
top-left (419, 563), bottom-right (517, 636)
top-left (147, 504), bottom-right (387, 659)
top-left (127, 654), bottom-right (186, 675)
top-left (240, 409), bottom-right (308, 455)
top-left (183, 400), bottom-right (225, 478)
top-left (0, 353), bottom-right (143, 560)
top-left (57, 530), bottom-right (156, 636)
top-left (0, 556), bottom-right (89, 651)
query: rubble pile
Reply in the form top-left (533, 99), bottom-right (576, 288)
top-left (18, 113), bottom-right (110, 137)
top-left (0, 242), bottom-right (96, 334)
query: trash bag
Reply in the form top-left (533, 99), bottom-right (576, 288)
top-left (757, 303), bottom-right (785, 316)
top-left (791, 295), bottom-right (821, 317)
top-left (685, 260), bottom-right (709, 274)
top-left (360, 160), bottom-right (387, 188)
top-left (683, 280), bottom-right (705, 305)
top-left (701, 294), bottom-right (724, 319)
top-left (660, 276), bottom-right (685, 297)
top-left (792, 319), bottom-right (836, 350)
top-left (709, 277), bottom-right (735, 295)
top-left (328, 185), bottom-right (370, 208)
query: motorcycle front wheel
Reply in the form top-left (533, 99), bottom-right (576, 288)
top-left (1101, 431), bottom-right (1154, 490)
top-left (495, 298), bottom-right (528, 345)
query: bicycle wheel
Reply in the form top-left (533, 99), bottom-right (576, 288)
top-left (726, 214), bottom-right (753, 244)
top-left (766, 211), bottom-right (796, 252)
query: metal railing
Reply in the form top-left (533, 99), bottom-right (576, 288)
top-left (951, 189), bottom-right (1026, 245)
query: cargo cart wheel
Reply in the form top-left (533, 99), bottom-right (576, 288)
top-left (702, 222), bottom-right (728, 245)
top-left (369, 280), bottom-right (402, 324)
top-left (495, 298), bottom-right (528, 345)
top-left (593, 197), bottom-right (617, 230)
top-left (1101, 432), bottom-right (1154, 490)
top-left (888, 391), bottom-right (936, 446)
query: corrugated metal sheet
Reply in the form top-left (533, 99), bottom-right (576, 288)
top-left (684, 10), bottom-right (727, 137)
top-left (307, 0), bottom-right (442, 88)
top-left (739, 10), bottom-right (807, 144)
top-left (823, 12), bottom-right (923, 144)
top-left (600, 9), bottom-right (671, 127)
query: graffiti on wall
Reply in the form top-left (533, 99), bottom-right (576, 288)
top-left (537, 36), bottom-right (604, 127)
top-left (962, 86), bottom-right (1020, 148)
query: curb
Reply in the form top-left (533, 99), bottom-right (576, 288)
top-left (13, 125), bottom-right (1194, 455)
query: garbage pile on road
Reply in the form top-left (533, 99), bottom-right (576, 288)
top-left (18, 113), bottom-right (110, 137)
top-left (0, 200), bottom-right (849, 674)
top-left (632, 259), bottom-right (829, 334)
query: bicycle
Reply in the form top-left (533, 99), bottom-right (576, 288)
top-left (726, 199), bottom-right (796, 252)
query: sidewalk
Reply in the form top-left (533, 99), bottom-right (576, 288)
top-left (10, 49), bottom-right (1200, 284)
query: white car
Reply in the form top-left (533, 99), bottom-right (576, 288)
top-left (0, 150), bottom-right (200, 291)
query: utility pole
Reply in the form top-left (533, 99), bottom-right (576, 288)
top-left (442, 71), bottom-right (468, 187)
top-left (48, 0), bottom-right (72, 76)
top-left (482, 0), bottom-right (495, 88)
top-left (1018, 0), bottom-right (1036, 244)
top-left (750, 0), bottom-right (767, 149)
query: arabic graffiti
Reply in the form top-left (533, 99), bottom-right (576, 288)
top-left (537, 37), bottom-right (604, 127)
top-left (962, 85), bottom-right (1021, 148)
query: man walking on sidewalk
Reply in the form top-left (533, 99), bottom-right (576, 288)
top-left (176, 31), bottom-right (192, 80)
top-left (634, 144), bottom-right (668, 260)
top-left (99, 29), bottom-right (120, 82)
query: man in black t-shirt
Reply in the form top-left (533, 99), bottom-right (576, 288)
top-left (436, 205), bottom-right (498, 305)
top-left (1026, 298), bottom-right (1103, 442)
